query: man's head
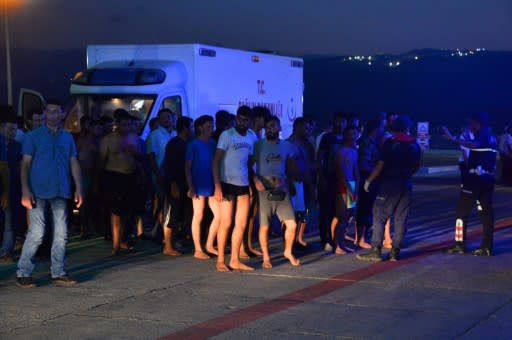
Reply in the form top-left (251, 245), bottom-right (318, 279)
top-left (0, 115), bottom-right (18, 141)
top-left (392, 115), bottom-right (413, 134)
top-left (343, 125), bottom-right (359, 145)
top-left (386, 112), bottom-right (398, 129)
top-left (157, 108), bottom-right (174, 130)
top-left (80, 116), bottom-right (92, 133)
top-left (264, 115), bottom-right (281, 141)
top-left (99, 116), bottom-right (114, 134)
top-left (235, 106), bottom-right (252, 134)
top-left (364, 119), bottom-right (384, 138)
top-left (469, 112), bottom-right (489, 133)
top-left (293, 117), bottom-right (309, 139)
top-left (115, 109), bottom-right (133, 136)
top-left (252, 106), bottom-right (270, 132)
top-left (215, 110), bottom-right (230, 131)
top-left (176, 116), bottom-right (193, 139)
top-left (348, 114), bottom-right (360, 128)
top-left (194, 115), bottom-right (214, 138)
top-left (89, 120), bottom-right (104, 138)
top-left (44, 99), bottom-right (64, 128)
top-left (332, 112), bottom-right (347, 133)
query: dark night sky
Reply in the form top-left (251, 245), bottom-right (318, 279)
top-left (6, 0), bottom-right (512, 56)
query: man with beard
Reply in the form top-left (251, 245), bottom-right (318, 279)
top-left (252, 115), bottom-right (300, 268)
top-left (212, 106), bottom-right (257, 272)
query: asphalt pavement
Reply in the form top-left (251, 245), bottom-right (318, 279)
top-left (1, 175), bottom-right (511, 339)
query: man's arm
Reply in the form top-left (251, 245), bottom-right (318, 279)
top-left (0, 161), bottom-right (9, 209)
top-left (364, 160), bottom-right (385, 192)
top-left (285, 156), bottom-right (297, 195)
top-left (70, 156), bottom-right (83, 208)
top-left (20, 155), bottom-right (34, 209)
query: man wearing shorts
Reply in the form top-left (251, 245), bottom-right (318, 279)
top-left (253, 116), bottom-right (300, 269)
top-left (212, 106), bottom-right (256, 272)
top-left (99, 110), bottom-right (143, 255)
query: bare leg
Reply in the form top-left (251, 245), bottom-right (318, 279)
top-left (163, 226), bottom-right (181, 256)
top-left (191, 197), bottom-right (210, 259)
top-left (247, 198), bottom-right (262, 256)
top-left (296, 220), bottom-right (308, 246)
top-left (216, 199), bottom-right (234, 272)
top-left (259, 224), bottom-right (272, 269)
top-left (136, 216), bottom-right (144, 238)
top-left (330, 216), bottom-right (339, 251)
top-left (383, 218), bottom-right (392, 249)
top-left (355, 223), bottom-right (371, 249)
top-left (205, 197), bottom-right (220, 255)
top-left (283, 219), bottom-right (300, 266)
top-left (229, 195), bottom-right (254, 271)
top-left (111, 213), bottom-right (121, 255)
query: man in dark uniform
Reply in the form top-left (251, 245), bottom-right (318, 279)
top-left (442, 112), bottom-right (497, 256)
top-left (357, 115), bottom-right (421, 262)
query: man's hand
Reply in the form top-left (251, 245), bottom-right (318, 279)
top-left (187, 186), bottom-right (197, 199)
top-left (254, 177), bottom-right (266, 192)
top-left (1, 192), bottom-right (9, 209)
top-left (21, 189), bottom-right (35, 209)
top-left (171, 182), bottom-right (180, 199)
top-left (214, 184), bottom-right (223, 202)
top-left (74, 190), bottom-right (84, 208)
top-left (363, 180), bottom-right (371, 193)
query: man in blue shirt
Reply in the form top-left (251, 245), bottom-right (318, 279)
top-left (16, 100), bottom-right (83, 288)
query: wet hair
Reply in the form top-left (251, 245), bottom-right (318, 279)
top-left (293, 117), bottom-right (306, 131)
top-left (252, 106), bottom-right (271, 120)
top-left (332, 112), bottom-right (347, 121)
top-left (158, 108), bottom-right (173, 117)
top-left (149, 117), bottom-right (159, 127)
top-left (194, 115), bottom-right (214, 133)
top-left (386, 111), bottom-right (397, 119)
top-left (176, 116), bottom-right (193, 134)
top-left (237, 105), bottom-right (252, 118)
top-left (0, 113), bottom-right (17, 125)
top-left (265, 115), bottom-right (280, 126)
top-left (0, 105), bottom-right (15, 116)
top-left (89, 119), bottom-right (102, 127)
top-left (99, 116), bottom-right (114, 125)
top-left (392, 115), bottom-right (413, 133)
top-left (46, 98), bottom-right (62, 107)
top-left (343, 125), bottom-right (358, 139)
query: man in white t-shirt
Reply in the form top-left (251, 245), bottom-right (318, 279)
top-left (212, 106), bottom-right (257, 272)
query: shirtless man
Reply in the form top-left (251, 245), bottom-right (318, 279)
top-left (331, 126), bottom-right (360, 254)
top-left (253, 116), bottom-right (300, 268)
top-left (98, 109), bottom-right (142, 255)
top-left (212, 106), bottom-right (256, 272)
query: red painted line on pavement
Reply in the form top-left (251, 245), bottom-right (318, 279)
top-left (161, 218), bottom-right (512, 340)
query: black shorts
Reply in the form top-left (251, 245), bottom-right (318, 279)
top-left (163, 192), bottom-right (191, 227)
top-left (221, 182), bottom-right (250, 200)
top-left (103, 170), bottom-right (136, 216)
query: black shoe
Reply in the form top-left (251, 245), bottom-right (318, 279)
top-left (16, 276), bottom-right (37, 288)
top-left (52, 275), bottom-right (78, 286)
top-left (472, 248), bottom-right (492, 256)
top-left (389, 248), bottom-right (400, 262)
top-left (445, 243), bottom-right (465, 255)
top-left (356, 247), bottom-right (382, 262)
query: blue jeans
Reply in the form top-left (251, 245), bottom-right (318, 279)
top-left (0, 207), bottom-right (15, 256)
top-left (17, 198), bottom-right (69, 278)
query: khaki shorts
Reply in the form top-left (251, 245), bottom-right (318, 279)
top-left (257, 190), bottom-right (295, 226)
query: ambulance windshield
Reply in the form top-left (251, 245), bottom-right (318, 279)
top-left (64, 94), bottom-right (156, 134)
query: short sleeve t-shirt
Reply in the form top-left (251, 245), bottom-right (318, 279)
top-left (23, 126), bottom-right (77, 199)
top-left (467, 127), bottom-right (497, 174)
top-left (253, 139), bottom-right (296, 189)
top-left (217, 128), bottom-right (256, 187)
top-left (146, 126), bottom-right (176, 167)
top-left (186, 138), bottom-right (216, 196)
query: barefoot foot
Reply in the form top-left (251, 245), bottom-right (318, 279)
top-left (262, 260), bottom-right (273, 269)
top-left (163, 248), bottom-right (182, 256)
top-left (229, 261), bottom-right (255, 271)
top-left (284, 253), bottom-right (301, 266)
top-left (194, 251), bottom-right (211, 260)
top-left (357, 240), bottom-right (372, 249)
top-left (335, 246), bottom-right (347, 255)
top-left (216, 262), bottom-right (230, 272)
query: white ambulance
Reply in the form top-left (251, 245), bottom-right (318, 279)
top-left (19, 44), bottom-right (304, 139)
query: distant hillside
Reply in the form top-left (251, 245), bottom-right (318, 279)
top-left (1, 48), bottom-right (511, 135)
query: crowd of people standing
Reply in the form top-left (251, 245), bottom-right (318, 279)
top-left (0, 101), bottom-right (503, 288)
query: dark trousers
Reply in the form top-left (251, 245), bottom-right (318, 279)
top-left (454, 179), bottom-right (495, 249)
top-left (318, 180), bottom-right (335, 246)
top-left (371, 181), bottom-right (412, 249)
